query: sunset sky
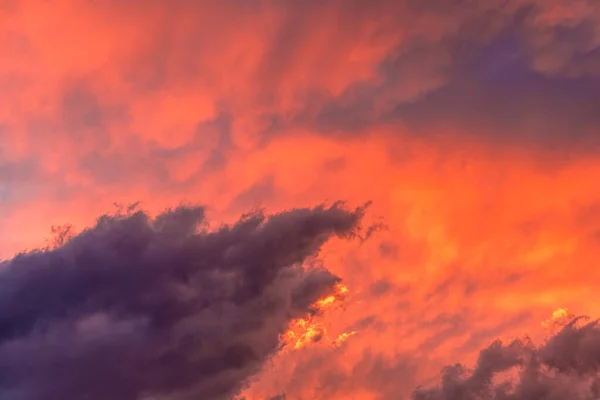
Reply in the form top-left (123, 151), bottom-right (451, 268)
top-left (1, 0), bottom-right (600, 399)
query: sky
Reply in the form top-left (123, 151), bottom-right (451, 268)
top-left (0, 0), bottom-right (600, 399)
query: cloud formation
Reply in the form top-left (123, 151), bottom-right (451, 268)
top-left (1, 0), bottom-right (600, 398)
top-left (413, 317), bottom-right (600, 400)
top-left (0, 202), bottom-right (365, 400)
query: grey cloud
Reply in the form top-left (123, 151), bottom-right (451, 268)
top-left (278, 0), bottom-right (600, 153)
top-left (413, 317), bottom-right (600, 399)
top-left (0, 201), bottom-right (367, 399)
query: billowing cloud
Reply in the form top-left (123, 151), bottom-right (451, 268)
top-left (0, 202), bottom-right (365, 399)
top-left (413, 316), bottom-right (600, 400)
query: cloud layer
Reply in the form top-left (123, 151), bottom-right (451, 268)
top-left (0, 203), bottom-right (365, 400)
top-left (1, 0), bottom-right (600, 398)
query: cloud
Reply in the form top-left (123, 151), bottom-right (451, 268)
top-left (1, 1), bottom-right (600, 398)
top-left (299, 1), bottom-right (600, 152)
top-left (0, 0), bottom-right (598, 227)
top-left (412, 316), bottom-right (600, 400)
top-left (2, 0), bottom-right (599, 159)
top-left (0, 202), bottom-right (366, 400)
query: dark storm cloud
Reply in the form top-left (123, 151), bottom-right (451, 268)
top-left (412, 317), bottom-right (600, 399)
top-left (0, 202), bottom-right (367, 400)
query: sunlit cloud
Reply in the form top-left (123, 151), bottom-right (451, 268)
top-left (1, 0), bottom-right (599, 398)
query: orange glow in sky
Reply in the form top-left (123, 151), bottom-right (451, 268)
top-left (1, 0), bottom-right (600, 399)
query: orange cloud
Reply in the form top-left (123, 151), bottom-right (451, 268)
top-left (0, 0), bottom-right (599, 398)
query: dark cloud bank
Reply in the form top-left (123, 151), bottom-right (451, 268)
top-left (413, 317), bottom-right (600, 400)
top-left (0, 202), bottom-right (367, 400)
